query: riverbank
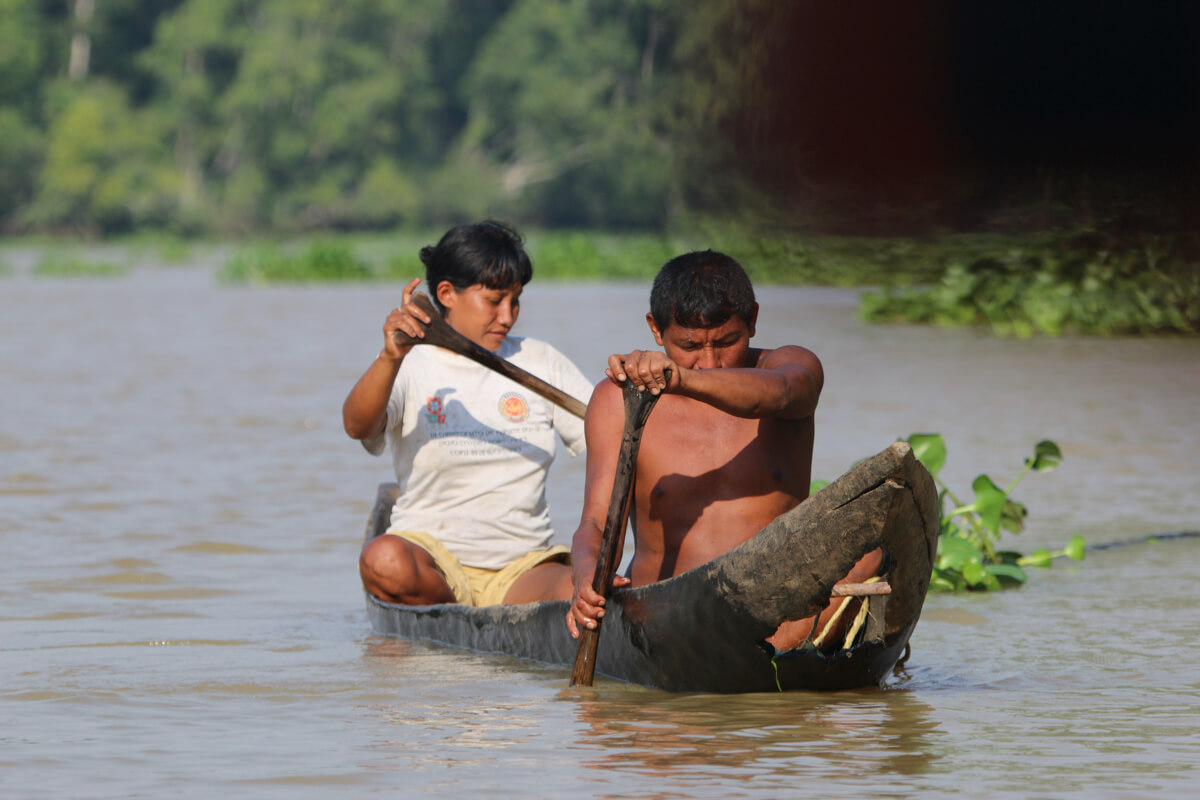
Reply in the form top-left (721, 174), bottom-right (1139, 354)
top-left (4, 226), bottom-right (1197, 336)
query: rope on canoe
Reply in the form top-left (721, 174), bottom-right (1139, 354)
top-left (812, 576), bottom-right (883, 650)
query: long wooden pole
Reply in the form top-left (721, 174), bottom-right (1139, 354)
top-left (392, 293), bottom-right (586, 419)
top-left (570, 377), bottom-right (664, 687)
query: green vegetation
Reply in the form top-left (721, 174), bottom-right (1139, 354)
top-left (213, 226), bottom-right (987, 286)
top-left (527, 232), bottom-right (681, 281)
top-left (216, 231), bottom-right (677, 284)
top-left (214, 228), bottom-right (1200, 346)
top-left (32, 258), bottom-right (126, 278)
top-left (122, 233), bottom-right (193, 265)
top-left (861, 232), bottom-right (1200, 336)
top-left (905, 434), bottom-right (1084, 592)
top-left (218, 241), bottom-right (374, 284)
top-left (0, 0), bottom-right (775, 236)
top-left (810, 434), bottom-right (1085, 593)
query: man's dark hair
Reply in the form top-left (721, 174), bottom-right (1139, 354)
top-left (420, 221), bottom-right (533, 310)
top-left (650, 250), bottom-right (755, 331)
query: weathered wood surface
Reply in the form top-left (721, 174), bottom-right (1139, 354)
top-left (831, 582), bottom-right (892, 596)
top-left (363, 441), bottom-right (938, 693)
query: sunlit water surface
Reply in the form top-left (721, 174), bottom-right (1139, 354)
top-left (2, 255), bottom-right (1198, 798)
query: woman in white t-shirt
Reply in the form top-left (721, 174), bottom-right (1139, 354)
top-left (344, 221), bottom-right (593, 607)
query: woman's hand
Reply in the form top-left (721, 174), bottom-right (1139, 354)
top-left (381, 278), bottom-right (433, 362)
top-left (345, 279), bottom-right (431, 441)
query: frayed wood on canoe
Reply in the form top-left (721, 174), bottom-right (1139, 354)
top-left (363, 441), bottom-right (938, 693)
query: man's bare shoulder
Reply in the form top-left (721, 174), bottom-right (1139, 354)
top-left (584, 378), bottom-right (624, 428)
top-left (588, 377), bottom-right (621, 406)
top-left (754, 344), bottom-right (821, 370)
top-left (753, 345), bottom-right (824, 419)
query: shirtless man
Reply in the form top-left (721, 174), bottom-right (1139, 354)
top-left (566, 250), bottom-right (882, 652)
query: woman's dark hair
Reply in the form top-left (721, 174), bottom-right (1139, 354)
top-left (420, 221), bottom-right (533, 310)
top-left (649, 250), bottom-right (755, 331)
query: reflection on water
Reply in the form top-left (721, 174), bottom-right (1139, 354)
top-left (0, 263), bottom-right (1197, 797)
top-left (172, 541), bottom-right (271, 555)
top-left (568, 688), bottom-right (941, 782)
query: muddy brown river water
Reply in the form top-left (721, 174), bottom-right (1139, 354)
top-left (2, 253), bottom-right (1198, 798)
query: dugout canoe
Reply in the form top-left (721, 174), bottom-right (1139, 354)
top-left (363, 441), bottom-right (939, 693)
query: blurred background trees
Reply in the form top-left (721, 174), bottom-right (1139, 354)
top-left (3, 0), bottom-right (684, 235)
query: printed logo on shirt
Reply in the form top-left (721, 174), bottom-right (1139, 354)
top-left (424, 396), bottom-right (446, 425)
top-left (498, 391), bottom-right (529, 422)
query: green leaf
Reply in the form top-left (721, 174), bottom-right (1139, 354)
top-left (984, 563), bottom-right (1028, 585)
top-left (809, 479), bottom-right (829, 496)
top-left (937, 536), bottom-right (983, 571)
top-left (994, 550), bottom-right (1024, 565)
top-left (906, 433), bottom-right (946, 477)
top-left (1026, 440), bottom-right (1063, 472)
top-left (1000, 498), bottom-right (1028, 533)
top-left (961, 561), bottom-right (999, 589)
top-left (1065, 534), bottom-right (1086, 561)
top-left (929, 573), bottom-right (959, 592)
top-left (971, 474), bottom-right (1007, 535)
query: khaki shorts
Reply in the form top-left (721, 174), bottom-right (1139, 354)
top-left (385, 529), bottom-right (569, 607)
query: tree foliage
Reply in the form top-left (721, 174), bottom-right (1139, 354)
top-left (1, 0), bottom-right (717, 235)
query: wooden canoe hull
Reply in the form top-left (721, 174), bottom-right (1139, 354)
top-left (364, 441), bottom-right (938, 693)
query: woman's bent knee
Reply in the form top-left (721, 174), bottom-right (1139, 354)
top-left (360, 536), bottom-right (414, 599)
top-left (361, 534), bottom-right (405, 573)
top-left (360, 535), bottom-right (454, 605)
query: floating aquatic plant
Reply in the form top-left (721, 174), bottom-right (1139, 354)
top-left (810, 434), bottom-right (1085, 592)
top-left (905, 433), bottom-right (1085, 592)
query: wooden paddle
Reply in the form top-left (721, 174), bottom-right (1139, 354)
top-left (569, 375), bottom-right (666, 687)
top-left (392, 292), bottom-right (586, 419)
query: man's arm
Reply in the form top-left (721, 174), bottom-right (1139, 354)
top-left (609, 345), bottom-right (824, 420)
top-left (566, 380), bottom-right (631, 638)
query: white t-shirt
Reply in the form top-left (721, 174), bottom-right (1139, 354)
top-left (363, 336), bottom-right (593, 569)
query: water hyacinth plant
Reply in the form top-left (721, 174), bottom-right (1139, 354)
top-left (809, 435), bottom-right (1085, 592)
top-left (905, 433), bottom-right (1085, 591)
